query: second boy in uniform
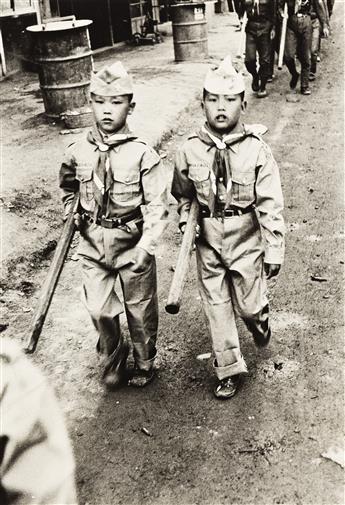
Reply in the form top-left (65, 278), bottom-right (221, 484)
top-left (172, 57), bottom-right (285, 399)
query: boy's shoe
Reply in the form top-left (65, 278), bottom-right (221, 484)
top-left (301, 87), bottom-right (311, 95)
top-left (289, 72), bottom-right (300, 89)
top-left (253, 327), bottom-right (271, 348)
top-left (308, 73), bottom-right (316, 81)
top-left (128, 366), bottom-right (155, 387)
top-left (214, 375), bottom-right (242, 400)
top-left (257, 89), bottom-right (268, 98)
top-left (316, 55), bottom-right (321, 62)
top-left (251, 75), bottom-right (260, 92)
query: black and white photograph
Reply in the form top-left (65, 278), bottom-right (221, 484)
top-left (0, 0), bottom-right (344, 504)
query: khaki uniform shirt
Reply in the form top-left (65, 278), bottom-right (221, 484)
top-left (0, 338), bottom-right (77, 504)
top-left (172, 127), bottom-right (285, 264)
top-left (59, 134), bottom-right (168, 255)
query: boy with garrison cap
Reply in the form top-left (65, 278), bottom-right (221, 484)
top-left (59, 62), bottom-right (168, 389)
top-left (172, 57), bottom-right (285, 399)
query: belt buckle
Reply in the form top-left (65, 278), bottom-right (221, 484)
top-left (100, 217), bottom-right (113, 229)
top-left (226, 210), bottom-right (235, 218)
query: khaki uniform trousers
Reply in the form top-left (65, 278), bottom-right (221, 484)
top-left (196, 211), bottom-right (269, 380)
top-left (78, 219), bottom-right (158, 372)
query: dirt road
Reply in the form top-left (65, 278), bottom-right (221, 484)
top-left (1, 7), bottom-right (344, 505)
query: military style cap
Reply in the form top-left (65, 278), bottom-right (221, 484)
top-left (203, 55), bottom-right (245, 95)
top-left (90, 61), bottom-right (133, 97)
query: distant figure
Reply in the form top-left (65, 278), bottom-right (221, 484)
top-left (239, 0), bottom-right (277, 98)
top-left (0, 338), bottom-right (77, 504)
top-left (279, 0), bottom-right (329, 95)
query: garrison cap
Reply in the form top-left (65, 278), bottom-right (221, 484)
top-left (90, 61), bottom-right (133, 97)
top-left (203, 55), bottom-right (245, 95)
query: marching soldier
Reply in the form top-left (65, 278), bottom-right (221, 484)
top-left (279, 0), bottom-right (329, 94)
top-left (59, 62), bottom-right (168, 389)
top-left (239, 0), bottom-right (278, 97)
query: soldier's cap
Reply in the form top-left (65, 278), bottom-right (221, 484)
top-left (203, 56), bottom-right (245, 96)
top-left (90, 61), bottom-right (133, 97)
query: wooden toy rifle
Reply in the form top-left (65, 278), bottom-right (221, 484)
top-left (165, 199), bottom-right (199, 315)
top-left (24, 194), bottom-right (79, 354)
top-left (278, 3), bottom-right (288, 69)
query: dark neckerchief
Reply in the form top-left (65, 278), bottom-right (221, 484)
top-left (196, 124), bottom-right (251, 215)
top-left (87, 124), bottom-right (137, 217)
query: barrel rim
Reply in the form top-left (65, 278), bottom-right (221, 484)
top-left (171, 2), bottom-right (206, 7)
top-left (27, 19), bottom-right (92, 33)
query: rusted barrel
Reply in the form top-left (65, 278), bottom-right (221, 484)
top-left (171, 2), bottom-right (208, 62)
top-left (27, 20), bottom-right (93, 118)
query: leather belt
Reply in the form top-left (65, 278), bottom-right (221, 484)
top-left (200, 205), bottom-right (254, 218)
top-left (83, 208), bottom-right (142, 229)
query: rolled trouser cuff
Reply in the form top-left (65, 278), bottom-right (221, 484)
top-left (99, 337), bottom-right (129, 380)
top-left (135, 351), bottom-right (156, 371)
top-left (213, 355), bottom-right (248, 380)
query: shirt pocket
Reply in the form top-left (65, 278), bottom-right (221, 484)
top-left (111, 170), bottom-right (141, 205)
top-left (189, 166), bottom-right (210, 201)
top-left (76, 166), bottom-right (94, 202)
top-left (231, 171), bottom-right (256, 205)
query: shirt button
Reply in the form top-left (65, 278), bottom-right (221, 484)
top-left (219, 195), bottom-right (224, 201)
top-left (219, 177), bottom-right (223, 182)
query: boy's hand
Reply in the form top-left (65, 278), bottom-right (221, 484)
top-left (264, 263), bottom-right (281, 279)
top-left (180, 223), bottom-right (200, 239)
top-left (131, 247), bottom-right (152, 273)
top-left (322, 27), bottom-right (329, 38)
top-left (73, 213), bottom-right (84, 230)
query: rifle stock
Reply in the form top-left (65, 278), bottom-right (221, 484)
top-left (165, 199), bottom-right (199, 315)
top-left (24, 194), bottom-right (79, 354)
top-left (278, 3), bottom-right (288, 70)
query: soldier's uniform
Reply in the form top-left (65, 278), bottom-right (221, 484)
top-left (281, 0), bottom-right (328, 93)
top-left (239, 0), bottom-right (277, 96)
top-left (59, 63), bottom-right (168, 386)
top-left (172, 58), bottom-right (285, 391)
top-left (0, 338), bottom-right (77, 504)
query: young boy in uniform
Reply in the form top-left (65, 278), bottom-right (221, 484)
top-left (59, 62), bottom-right (168, 389)
top-left (172, 56), bottom-right (285, 399)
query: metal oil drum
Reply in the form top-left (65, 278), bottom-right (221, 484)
top-left (171, 2), bottom-right (208, 62)
top-left (27, 20), bottom-right (93, 117)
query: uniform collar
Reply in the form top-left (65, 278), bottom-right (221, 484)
top-left (202, 124), bottom-right (244, 152)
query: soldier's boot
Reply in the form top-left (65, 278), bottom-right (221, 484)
top-left (309, 61), bottom-right (317, 81)
top-left (285, 58), bottom-right (300, 89)
top-left (257, 76), bottom-right (268, 98)
top-left (245, 60), bottom-right (260, 92)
